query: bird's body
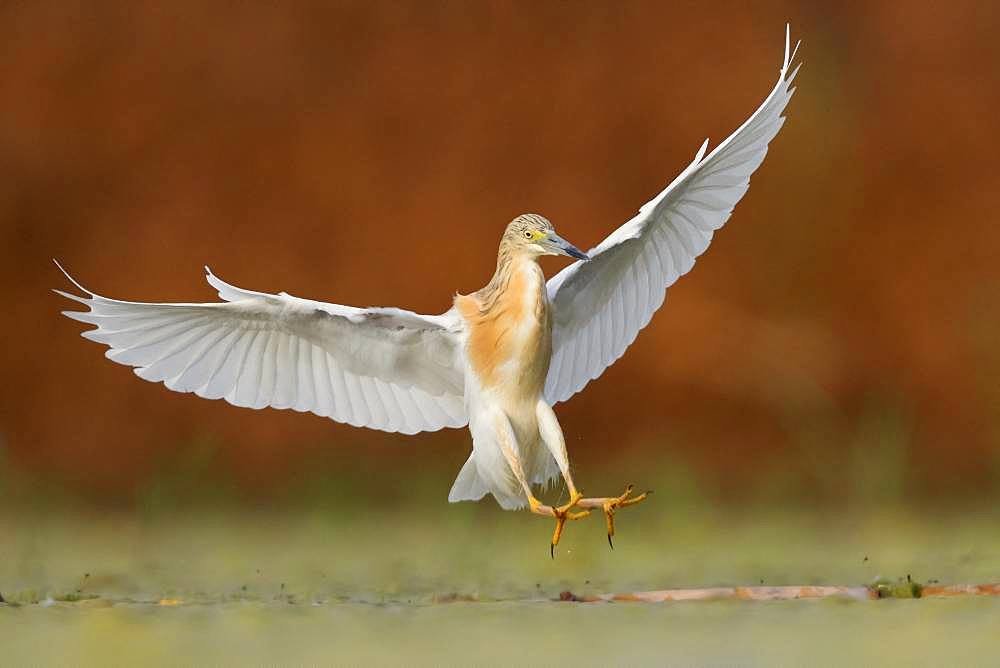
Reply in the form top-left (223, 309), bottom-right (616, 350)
top-left (454, 221), bottom-right (561, 508)
top-left (57, 27), bottom-right (801, 552)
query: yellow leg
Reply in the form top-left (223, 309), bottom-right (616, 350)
top-left (527, 493), bottom-right (591, 558)
top-left (575, 484), bottom-right (651, 549)
top-left (490, 412), bottom-right (593, 558)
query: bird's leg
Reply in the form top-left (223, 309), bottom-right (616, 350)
top-left (509, 463), bottom-right (591, 558)
top-left (493, 413), bottom-right (589, 557)
top-left (541, 497), bottom-right (591, 558)
top-left (535, 400), bottom-right (585, 511)
top-left (547, 473), bottom-right (586, 553)
top-left (534, 402), bottom-right (649, 550)
top-left (575, 485), bottom-right (650, 549)
top-left (502, 452), bottom-right (591, 558)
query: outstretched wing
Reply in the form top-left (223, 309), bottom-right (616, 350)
top-left (545, 26), bottom-right (801, 405)
top-left (56, 263), bottom-right (467, 434)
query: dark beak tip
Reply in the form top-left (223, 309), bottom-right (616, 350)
top-left (554, 234), bottom-right (589, 261)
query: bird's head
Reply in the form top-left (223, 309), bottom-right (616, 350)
top-left (503, 213), bottom-right (589, 261)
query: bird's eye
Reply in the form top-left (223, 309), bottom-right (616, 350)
top-left (523, 231), bottom-right (533, 239)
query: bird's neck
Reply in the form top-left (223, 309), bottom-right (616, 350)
top-left (478, 246), bottom-right (540, 313)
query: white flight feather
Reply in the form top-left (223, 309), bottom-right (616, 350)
top-left (55, 260), bottom-right (467, 434)
top-left (544, 25), bottom-right (801, 404)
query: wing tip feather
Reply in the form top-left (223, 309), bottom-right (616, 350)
top-left (783, 24), bottom-right (802, 74)
top-left (53, 288), bottom-right (91, 307)
top-left (52, 259), bottom-right (94, 297)
top-left (62, 310), bottom-right (97, 325)
top-left (695, 138), bottom-right (710, 163)
top-left (784, 23), bottom-right (790, 66)
top-left (786, 62), bottom-right (803, 87)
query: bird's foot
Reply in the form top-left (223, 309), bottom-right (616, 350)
top-left (528, 492), bottom-right (591, 559)
top-left (575, 484), bottom-right (651, 549)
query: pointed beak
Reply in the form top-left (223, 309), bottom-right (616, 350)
top-left (549, 232), bottom-right (589, 261)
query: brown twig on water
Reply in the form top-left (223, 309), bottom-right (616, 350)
top-left (554, 583), bottom-right (1000, 603)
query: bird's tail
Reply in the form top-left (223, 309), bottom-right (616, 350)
top-left (448, 453), bottom-right (531, 509)
top-left (447, 454), bottom-right (490, 504)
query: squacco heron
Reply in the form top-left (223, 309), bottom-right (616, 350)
top-left (57, 28), bottom-right (799, 556)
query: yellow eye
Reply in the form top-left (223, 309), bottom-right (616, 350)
top-left (523, 230), bottom-right (533, 239)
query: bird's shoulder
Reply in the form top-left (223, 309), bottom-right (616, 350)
top-left (453, 292), bottom-right (482, 321)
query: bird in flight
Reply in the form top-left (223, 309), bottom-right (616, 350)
top-left (57, 27), bottom-right (800, 556)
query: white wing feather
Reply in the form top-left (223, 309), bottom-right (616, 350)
top-left (545, 26), bottom-right (801, 404)
top-left (56, 264), bottom-right (467, 434)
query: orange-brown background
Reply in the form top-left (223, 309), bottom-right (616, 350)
top-left (2, 1), bottom-right (998, 503)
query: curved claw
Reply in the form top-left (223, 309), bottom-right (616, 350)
top-left (550, 505), bottom-right (592, 558)
top-left (535, 485), bottom-right (649, 557)
top-left (548, 492), bottom-right (591, 558)
top-left (576, 484), bottom-right (650, 550)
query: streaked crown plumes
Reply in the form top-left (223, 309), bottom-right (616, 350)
top-left (503, 214), bottom-right (554, 249)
